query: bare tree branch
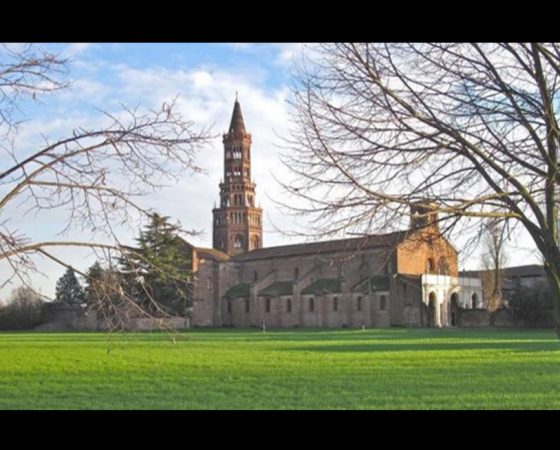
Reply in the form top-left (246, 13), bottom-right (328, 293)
top-left (0, 44), bottom-right (211, 331)
top-left (280, 43), bottom-right (560, 336)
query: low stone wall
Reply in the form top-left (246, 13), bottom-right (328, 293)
top-left (34, 314), bottom-right (98, 331)
top-left (491, 308), bottom-right (520, 327)
top-left (116, 317), bottom-right (191, 331)
top-left (458, 307), bottom-right (554, 328)
top-left (37, 303), bottom-right (191, 331)
top-left (458, 309), bottom-right (492, 328)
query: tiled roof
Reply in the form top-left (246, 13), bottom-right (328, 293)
top-left (352, 274), bottom-right (391, 293)
top-left (462, 264), bottom-right (545, 279)
top-left (501, 264), bottom-right (545, 278)
top-left (195, 247), bottom-right (230, 262)
top-left (259, 281), bottom-right (294, 297)
top-left (301, 278), bottom-right (343, 295)
top-left (223, 283), bottom-right (251, 299)
top-left (232, 230), bottom-right (410, 262)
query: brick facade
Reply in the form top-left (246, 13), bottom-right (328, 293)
top-left (191, 230), bottom-right (458, 328)
top-left (189, 97), bottom-right (480, 329)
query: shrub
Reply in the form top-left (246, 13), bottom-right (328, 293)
top-left (0, 287), bottom-right (45, 330)
top-left (508, 281), bottom-right (553, 326)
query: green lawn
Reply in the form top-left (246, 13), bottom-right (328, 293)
top-left (0, 328), bottom-right (559, 409)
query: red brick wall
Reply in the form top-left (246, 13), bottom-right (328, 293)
top-left (396, 229), bottom-right (458, 276)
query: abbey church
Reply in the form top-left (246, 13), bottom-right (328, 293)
top-left (187, 98), bottom-right (483, 328)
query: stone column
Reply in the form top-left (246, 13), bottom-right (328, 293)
top-left (435, 296), bottom-right (442, 328)
top-left (440, 297), bottom-right (448, 327)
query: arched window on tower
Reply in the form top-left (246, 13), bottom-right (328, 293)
top-left (251, 235), bottom-right (260, 250)
top-left (234, 234), bottom-right (244, 249)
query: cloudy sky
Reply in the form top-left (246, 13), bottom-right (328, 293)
top-left (0, 43), bottom-right (542, 299)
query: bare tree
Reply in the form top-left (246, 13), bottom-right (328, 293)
top-left (280, 43), bottom-right (560, 336)
top-left (481, 218), bottom-right (509, 311)
top-left (0, 285), bottom-right (45, 329)
top-left (0, 44), bottom-right (210, 328)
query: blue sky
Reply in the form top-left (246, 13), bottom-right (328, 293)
top-left (0, 43), bottom-right (542, 300)
top-left (0, 43), bottom-right (305, 298)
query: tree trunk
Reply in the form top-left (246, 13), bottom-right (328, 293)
top-left (544, 258), bottom-right (560, 338)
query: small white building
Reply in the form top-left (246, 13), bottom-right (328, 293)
top-left (421, 274), bottom-right (483, 327)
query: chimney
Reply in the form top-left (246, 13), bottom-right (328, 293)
top-left (410, 201), bottom-right (439, 231)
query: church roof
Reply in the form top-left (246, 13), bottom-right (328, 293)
top-left (463, 264), bottom-right (545, 280)
top-left (195, 247), bottom-right (230, 262)
top-left (228, 98), bottom-right (246, 135)
top-left (231, 230), bottom-right (411, 262)
top-left (259, 281), bottom-right (294, 297)
top-left (352, 275), bottom-right (391, 293)
top-left (223, 282), bottom-right (251, 299)
top-left (301, 278), bottom-right (343, 295)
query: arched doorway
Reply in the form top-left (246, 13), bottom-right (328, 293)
top-left (450, 292), bottom-right (459, 326)
top-left (428, 292), bottom-right (437, 327)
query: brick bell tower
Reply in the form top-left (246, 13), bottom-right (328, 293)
top-left (212, 96), bottom-right (263, 255)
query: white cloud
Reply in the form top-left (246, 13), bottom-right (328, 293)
top-left (64, 43), bottom-right (94, 57)
top-left (274, 43), bottom-right (303, 66)
top-left (0, 57), bottom-right (303, 298)
top-left (225, 43), bottom-right (256, 51)
top-left (2, 45), bottom-right (542, 301)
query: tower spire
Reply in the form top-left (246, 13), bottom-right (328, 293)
top-left (213, 96), bottom-right (262, 255)
top-left (228, 95), bottom-right (246, 135)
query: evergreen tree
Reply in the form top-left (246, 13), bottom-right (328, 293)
top-left (84, 261), bottom-right (104, 305)
top-left (120, 213), bottom-right (192, 316)
top-left (54, 267), bottom-right (85, 305)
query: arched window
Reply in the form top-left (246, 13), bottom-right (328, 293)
top-left (227, 300), bottom-right (232, 314)
top-left (251, 235), bottom-right (260, 250)
top-left (439, 257), bottom-right (450, 275)
top-left (380, 295), bottom-right (387, 311)
top-left (245, 298), bottom-right (250, 313)
top-left (286, 298), bottom-right (292, 313)
top-left (309, 297), bottom-right (315, 312)
top-left (427, 257), bottom-right (436, 273)
top-left (294, 267), bottom-right (299, 279)
top-left (471, 293), bottom-right (478, 309)
top-left (333, 297), bottom-right (339, 312)
top-left (234, 234), bottom-right (243, 249)
top-left (265, 298), bottom-right (271, 313)
top-left (357, 296), bottom-right (362, 311)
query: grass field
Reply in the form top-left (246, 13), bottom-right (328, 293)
top-left (0, 328), bottom-right (559, 409)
